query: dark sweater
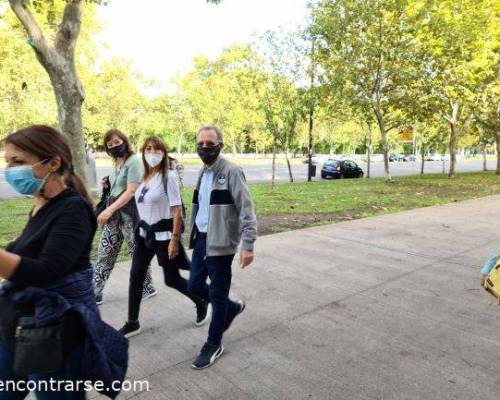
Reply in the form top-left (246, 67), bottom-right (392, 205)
top-left (6, 188), bottom-right (97, 287)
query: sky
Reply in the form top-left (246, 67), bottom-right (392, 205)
top-left (96, 0), bottom-right (310, 87)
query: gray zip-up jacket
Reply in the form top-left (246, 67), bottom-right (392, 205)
top-left (189, 156), bottom-right (257, 256)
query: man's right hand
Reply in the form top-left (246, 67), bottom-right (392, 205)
top-left (240, 250), bottom-right (254, 269)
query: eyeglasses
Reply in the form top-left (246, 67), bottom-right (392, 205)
top-left (137, 186), bottom-right (149, 204)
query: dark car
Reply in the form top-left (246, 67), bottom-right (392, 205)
top-left (321, 159), bottom-right (364, 179)
top-left (389, 154), bottom-right (404, 162)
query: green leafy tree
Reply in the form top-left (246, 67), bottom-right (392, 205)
top-left (412, 0), bottom-right (497, 177)
top-left (5, 0), bottom-right (222, 184)
top-left (311, 0), bottom-right (419, 182)
top-left (255, 30), bottom-right (308, 186)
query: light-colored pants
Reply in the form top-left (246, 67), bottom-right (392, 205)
top-left (94, 214), bottom-right (155, 298)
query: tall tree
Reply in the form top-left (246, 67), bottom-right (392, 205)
top-left (311, 0), bottom-right (418, 182)
top-left (178, 46), bottom-right (264, 155)
top-left (474, 80), bottom-right (500, 174)
top-left (256, 30), bottom-right (307, 186)
top-left (7, 0), bottom-right (222, 184)
top-left (412, 0), bottom-right (497, 178)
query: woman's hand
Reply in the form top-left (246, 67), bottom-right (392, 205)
top-left (0, 250), bottom-right (21, 280)
top-left (168, 237), bottom-right (180, 260)
top-left (97, 208), bottom-right (113, 226)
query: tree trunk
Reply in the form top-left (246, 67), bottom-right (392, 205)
top-left (446, 102), bottom-right (461, 179)
top-left (9, 0), bottom-right (94, 188)
top-left (177, 131), bottom-right (184, 158)
top-left (373, 107), bottom-right (391, 182)
top-left (50, 71), bottom-right (87, 179)
top-left (285, 152), bottom-right (293, 183)
top-left (482, 143), bottom-right (488, 171)
top-left (448, 122), bottom-right (459, 178)
top-left (496, 133), bottom-right (500, 175)
top-left (307, 106), bottom-right (314, 182)
top-left (366, 122), bottom-right (372, 179)
top-left (421, 145), bottom-right (425, 174)
top-left (285, 133), bottom-right (294, 183)
top-left (271, 138), bottom-right (277, 191)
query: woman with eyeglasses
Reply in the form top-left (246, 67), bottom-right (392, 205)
top-left (118, 136), bottom-right (211, 338)
top-left (93, 129), bottom-right (157, 305)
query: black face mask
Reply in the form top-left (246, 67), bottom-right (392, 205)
top-left (107, 143), bottom-right (127, 159)
top-left (197, 145), bottom-right (221, 165)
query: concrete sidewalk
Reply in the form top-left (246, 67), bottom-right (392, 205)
top-left (96, 195), bottom-right (500, 400)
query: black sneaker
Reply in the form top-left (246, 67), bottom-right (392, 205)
top-left (191, 342), bottom-right (224, 370)
top-left (95, 294), bottom-right (103, 306)
top-left (142, 288), bottom-right (158, 301)
top-left (119, 321), bottom-right (141, 338)
top-left (195, 301), bottom-right (212, 327)
top-left (224, 300), bottom-right (246, 332)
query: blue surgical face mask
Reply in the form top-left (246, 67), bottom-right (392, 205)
top-left (5, 159), bottom-right (51, 195)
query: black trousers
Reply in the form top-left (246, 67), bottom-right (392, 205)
top-left (128, 236), bottom-right (200, 322)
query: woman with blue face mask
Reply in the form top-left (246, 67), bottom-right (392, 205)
top-left (0, 125), bottom-right (128, 399)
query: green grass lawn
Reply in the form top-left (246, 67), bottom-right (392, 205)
top-left (1, 171), bottom-right (499, 261)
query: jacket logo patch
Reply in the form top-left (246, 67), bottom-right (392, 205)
top-left (217, 174), bottom-right (226, 185)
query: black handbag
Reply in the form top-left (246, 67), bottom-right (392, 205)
top-left (0, 295), bottom-right (21, 351)
top-left (95, 176), bottom-right (110, 218)
top-left (13, 316), bottom-right (65, 376)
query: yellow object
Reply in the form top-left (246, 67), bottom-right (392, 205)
top-left (484, 258), bottom-right (500, 305)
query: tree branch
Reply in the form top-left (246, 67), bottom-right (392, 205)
top-left (371, 15), bottom-right (384, 100)
top-left (440, 110), bottom-right (453, 124)
top-left (55, 0), bottom-right (83, 56)
top-left (385, 122), bottom-right (400, 132)
top-left (8, 0), bottom-right (52, 62)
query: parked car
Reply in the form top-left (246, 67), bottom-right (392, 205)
top-left (389, 154), bottom-right (404, 162)
top-left (426, 154), bottom-right (450, 161)
top-left (403, 154), bottom-right (416, 162)
top-left (321, 159), bottom-right (364, 179)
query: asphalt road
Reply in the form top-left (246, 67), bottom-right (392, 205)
top-left (0, 159), bottom-right (496, 201)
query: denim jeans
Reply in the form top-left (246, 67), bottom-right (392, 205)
top-left (187, 235), bottom-right (240, 346)
top-left (0, 340), bottom-right (86, 400)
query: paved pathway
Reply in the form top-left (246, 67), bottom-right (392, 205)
top-left (89, 194), bottom-right (500, 399)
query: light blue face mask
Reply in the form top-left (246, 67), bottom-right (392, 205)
top-left (5, 159), bottom-right (51, 195)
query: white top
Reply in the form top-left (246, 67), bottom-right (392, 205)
top-left (135, 171), bottom-right (182, 241)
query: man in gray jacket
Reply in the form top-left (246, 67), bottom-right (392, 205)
top-left (188, 125), bottom-right (257, 369)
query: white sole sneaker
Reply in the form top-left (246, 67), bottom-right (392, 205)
top-left (191, 345), bottom-right (224, 370)
top-left (123, 327), bottom-right (142, 339)
top-left (195, 304), bottom-right (213, 327)
top-left (142, 290), bottom-right (158, 301)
